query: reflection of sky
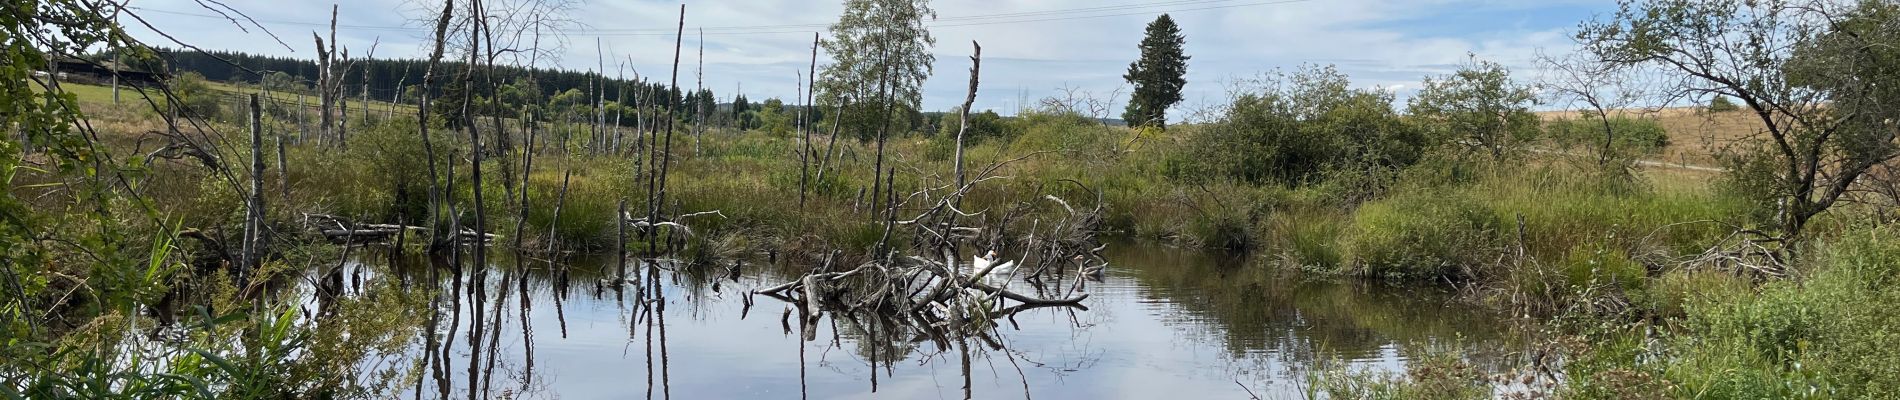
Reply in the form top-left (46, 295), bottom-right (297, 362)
top-left (391, 244), bottom-right (1512, 399)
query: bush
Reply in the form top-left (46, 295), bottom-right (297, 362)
top-left (1005, 107), bottom-right (1118, 158)
top-left (1715, 147), bottom-right (1787, 227)
top-left (322, 117), bottom-right (456, 224)
top-left (1653, 225), bottom-right (1900, 399)
top-left (1169, 66), bottom-right (1426, 187)
top-left (1709, 96), bottom-right (1740, 112)
top-left (168, 71), bottom-right (223, 119)
top-left (936, 107), bottom-right (1005, 142)
top-left (1546, 117), bottom-right (1671, 156)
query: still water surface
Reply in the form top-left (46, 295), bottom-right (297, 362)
top-left (359, 242), bottom-right (1520, 399)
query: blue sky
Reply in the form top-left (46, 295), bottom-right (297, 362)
top-left (121, 0), bottom-right (1616, 119)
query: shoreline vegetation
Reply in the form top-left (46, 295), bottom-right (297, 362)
top-left (7, 0), bottom-right (1900, 398)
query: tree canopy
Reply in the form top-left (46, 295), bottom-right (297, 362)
top-left (1406, 58), bottom-right (1540, 160)
top-left (1122, 14), bottom-right (1189, 129)
top-left (817, 0), bottom-right (935, 109)
top-left (1578, 0), bottom-right (1900, 237)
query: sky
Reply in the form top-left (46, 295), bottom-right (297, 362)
top-left (120, 0), bottom-right (1617, 119)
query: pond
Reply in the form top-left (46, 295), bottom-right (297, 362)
top-left (330, 241), bottom-right (1524, 399)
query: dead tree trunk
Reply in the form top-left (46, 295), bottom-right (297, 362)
top-left (613, 67), bottom-right (628, 156)
top-left (815, 98), bottom-right (847, 186)
top-left (243, 94), bottom-right (266, 274)
top-left (513, 109), bottom-right (536, 252)
top-left (418, 0), bottom-right (457, 253)
top-left (334, 49), bottom-right (351, 146)
top-left (691, 28), bottom-right (705, 156)
top-left (277, 134), bottom-right (290, 207)
top-left (799, 32), bottom-right (817, 209)
top-left (647, 5), bottom-right (686, 255)
top-left (464, 0), bottom-right (491, 287)
top-left (297, 92), bottom-right (308, 143)
top-left (596, 38), bottom-right (609, 156)
top-left (954, 42), bottom-right (981, 192)
top-left (869, 45), bottom-right (892, 210)
top-left (547, 144), bottom-right (573, 254)
top-left (313, 5), bottom-right (339, 147)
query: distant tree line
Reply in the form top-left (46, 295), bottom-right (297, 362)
top-left (114, 48), bottom-right (832, 129)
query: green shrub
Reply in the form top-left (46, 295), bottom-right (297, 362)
top-left (168, 71), bottom-right (223, 119)
top-left (1560, 243), bottom-right (1645, 293)
top-left (1168, 66), bottom-right (1426, 186)
top-left (339, 118), bottom-right (456, 222)
top-left (1709, 96), bottom-right (1740, 112)
top-left (1656, 225), bottom-right (1900, 399)
top-left (1546, 117), bottom-right (1671, 156)
top-left (936, 107), bottom-right (1005, 142)
top-left (1005, 108), bottom-right (1117, 158)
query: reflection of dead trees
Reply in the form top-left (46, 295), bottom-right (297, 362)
top-left (755, 256), bottom-right (1087, 315)
top-left (619, 209), bottom-right (725, 257)
top-left (302, 213), bottom-right (496, 245)
top-left (755, 170), bottom-right (1106, 344)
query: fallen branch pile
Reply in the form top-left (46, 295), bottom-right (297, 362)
top-left (754, 162), bottom-right (1108, 339)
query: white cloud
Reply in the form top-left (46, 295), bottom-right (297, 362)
top-left (121, 0), bottom-right (1612, 117)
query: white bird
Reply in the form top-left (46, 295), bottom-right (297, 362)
top-left (971, 250), bottom-right (1017, 275)
top-left (1076, 255), bottom-right (1107, 279)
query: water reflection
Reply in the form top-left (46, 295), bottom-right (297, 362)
top-left (317, 241), bottom-right (1522, 399)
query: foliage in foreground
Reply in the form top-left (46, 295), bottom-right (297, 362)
top-left (1557, 224), bottom-right (1900, 399)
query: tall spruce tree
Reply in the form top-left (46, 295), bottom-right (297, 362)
top-left (1123, 14), bottom-right (1189, 129)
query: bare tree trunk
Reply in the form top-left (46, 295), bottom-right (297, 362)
top-left (243, 94), bottom-right (266, 275)
top-left (418, 0), bottom-right (457, 253)
top-left (460, 2), bottom-right (494, 395)
top-left (110, 31), bottom-right (119, 104)
top-left (692, 28), bottom-right (705, 156)
top-left (596, 38), bottom-right (609, 156)
top-left (314, 5), bottom-right (339, 147)
top-left (277, 134), bottom-right (290, 208)
top-left (463, 0), bottom-right (490, 271)
top-left (648, 5), bottom-right (686, 255)
top-left (954, 42), bottom-right (981, 192)
top-left (514, 109), bottom-right (535, 253)
top-left (869, 45), bottom-right (893, 211)
top-left (339, 78), bottom-right (349, 149)
top-left (339, 41), bottom-right (375, 149)
top-left (297, 92), bottom-right (308, 143)
top-left (799, 33), bottom-right (817, 209)
top-left (815, 98), bottom-right (847, 186)
top-left (613, 66), bottom-right (627, 155)
top-left (547, 161), bottom-right (572, 254)
top-left (314, 37), bottom-right (332, 146)
top-left (391, 66), bottom-right (407, 121)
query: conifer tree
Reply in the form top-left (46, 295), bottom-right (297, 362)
top-left (1123, 14), bottom-right (1189, 129)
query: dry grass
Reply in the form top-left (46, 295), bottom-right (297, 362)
top-left (1538, 107), bottom-right (1768, 167)
top-left (203, 81), bottom-right (418, 116)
